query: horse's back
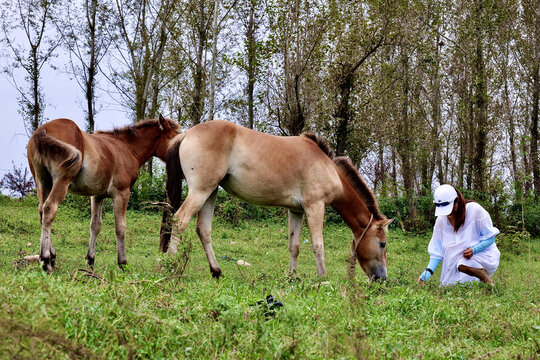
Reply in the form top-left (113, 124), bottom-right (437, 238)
top-left (180, 120), bottom-right (342, 208)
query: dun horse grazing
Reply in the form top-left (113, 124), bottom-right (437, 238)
top-left (166, 120), bottom-right (393, 280)
top-left (27, 115), bottom-right (180, 271)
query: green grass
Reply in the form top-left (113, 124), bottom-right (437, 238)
top-left (0, 195), bottom-right (538, 359)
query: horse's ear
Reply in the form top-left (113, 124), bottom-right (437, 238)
top-left (378, 218), bottom-right (394, 229)
top-left (158, 113), bottom-right (166, 131)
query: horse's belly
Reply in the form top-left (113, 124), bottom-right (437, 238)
top-left (219, 176), bottom-right (301, 210)
top-left (68, 167), bottom-right (111, 196)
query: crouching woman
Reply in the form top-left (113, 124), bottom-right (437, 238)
top-left (418, 184), bottom-right (500, 286)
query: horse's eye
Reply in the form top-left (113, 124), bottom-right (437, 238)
top-left (380, 242), bottom-right (386, 249)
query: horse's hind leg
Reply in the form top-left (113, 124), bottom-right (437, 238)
top-left (86, 195), bottom-right (105, 267)
top-left (304, 203), bottom-right (327, 276)
top-left (39, 178), bottom-right (71, 271)
top-left (288, 210), bottom-right (304, 276)
top-left (34, 165), bottom-right (53, 224)
top-left (196, 189), bottom-right (221, 278)
top-left (169, 190), bottom-right (215, 258)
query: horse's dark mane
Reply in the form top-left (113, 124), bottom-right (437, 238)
top-left (302, 132), bottom-right (385, 220)
top-left (96, 118), bottom-right (179, 137)
top-left (333, 157), bottom-right (385, 220)
top-left (301, 133), bottom-right (335, 159)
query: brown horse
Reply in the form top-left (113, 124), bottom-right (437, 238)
top-left (165, 120), bottom-right (393, 280)
top-left (27, 115), bottom-right (180, 271)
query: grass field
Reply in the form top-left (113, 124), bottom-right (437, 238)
top-left (0, 195), bottom-right (538, 359)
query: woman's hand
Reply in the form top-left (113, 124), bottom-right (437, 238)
top-left (462, 247), bottom-right (474, 259)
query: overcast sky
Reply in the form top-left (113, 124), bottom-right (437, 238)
top-left (0, 56), bottom-right (132, 194)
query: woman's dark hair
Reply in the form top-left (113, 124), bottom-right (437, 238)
top-left (452, 187), bottom-right (474, 232)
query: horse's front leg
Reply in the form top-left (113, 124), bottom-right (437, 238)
top-left (288, 210), bottom-right (304, 276)
top-left (196, 189), bottom-right (221, 278)
top-left (39, 178), bottom-right (71, 272)
top-left (113, 189), bottom-right (130, 269)
top-left (305, 203), bottom-right (327, 276)
top-left (86, 196), bottom-right (105, 267)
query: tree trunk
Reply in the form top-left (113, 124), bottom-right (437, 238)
top-left (502, 42), bottom-right (520, 198)
top-left (466, 87), bottom-right (474, 190)
top-left (85, 0), bottom-right (97, 133)
top-left (391, 146), bottom-right (397, 197)
top-left (208, 0), bottom-right (219, 121)
top-left (397, 50), bottom-right (416, 228)
top-left (246, 0), bottom-right (256, 129)
top-left (472, 0), bottom-right (488, 195)
top-left (191, 1), bottom-right (207, 125)
top-left (530, 0), bottom-right (540, 196)
top-left (334, 66), bottom-right (353, 156)
top-left (431, 33), bottom-right (442, 187)
top-left (32, 48), bottom-right (40, 132)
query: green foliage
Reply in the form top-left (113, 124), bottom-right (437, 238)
top-left (214, 190), bottom-right (284, 225)
top-left (129, 166), bottom-right (167, 211)
top-left (508, 197), bottom-right (540, 237)
top-left (0, 196), bottom-right (538, 358)
top-left (378, 195), bottom-right (434, 232)
top-left (496, 228), bottom-right (531, 256)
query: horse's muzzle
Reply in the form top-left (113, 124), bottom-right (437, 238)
top-left (370, 266), bottom-right (387, 282)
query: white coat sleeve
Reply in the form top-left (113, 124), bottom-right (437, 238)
top-left (427, 219), bottom-right (444, 260)
top-left (475, 205), bottom-right (500, 241)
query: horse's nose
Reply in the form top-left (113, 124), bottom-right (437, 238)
top-left (371, 266), bottom-right (387, 282)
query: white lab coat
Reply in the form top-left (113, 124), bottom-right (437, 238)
top-left (428, 202), bottom-right (501, 286)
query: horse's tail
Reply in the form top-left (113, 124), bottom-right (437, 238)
top-left (31, 130), bottom-right (83, 177)
top-left (166, 133), bottom-right (186, 211)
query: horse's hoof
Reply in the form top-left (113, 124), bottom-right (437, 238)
top-left (41, 260), bottom-right (53, 273)
top-left (118, 262), bottom-right (128, 271)
top-left (211, 268), bottom-right (222, 279)
top-left (86, 256), bottom-right (95, 268)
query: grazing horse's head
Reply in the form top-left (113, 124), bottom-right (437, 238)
top-left (355, 218), bottom-right (394, 281)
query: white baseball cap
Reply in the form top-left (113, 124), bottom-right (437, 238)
top-left (433, 184), bottom-right (458, 216)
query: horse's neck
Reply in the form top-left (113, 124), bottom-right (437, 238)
top-left (121, 129), bottom-right (159, 166)
top-left (331, 181), bottom-right (372, 238)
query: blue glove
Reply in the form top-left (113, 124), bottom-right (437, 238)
top-left (419, 258), bottom-right (442, 281)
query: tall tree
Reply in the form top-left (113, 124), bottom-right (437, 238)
top-left (528, 0), bottom-right (540, 196)
top-left (326, 0), bottom-right (392, 156)
top-left (207, 0), bottom-right (220, 121)
top-left (109, 0), bottom-right (173, 123)
top-left (1, 0), bottom-right (61, 134)
top-left (55, 0), bottom-right (113, 132)
top-left (107, 0), bottom-right (173, 175)
top-left (184, 0), bottom-right (213, 125)
top-left (243, 0), bottom-right (261, 129)
top-left (471, 0), bottom-right (489, 194)
top-left (266, 0), bottom-right (327, 135)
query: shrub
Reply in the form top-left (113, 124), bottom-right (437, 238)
top-left (0, 162), bottom-right (34, 198)
top-left (507, 196), bottom-right (540, 237)
top-left (496, 227), bottom-right (531, 255)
